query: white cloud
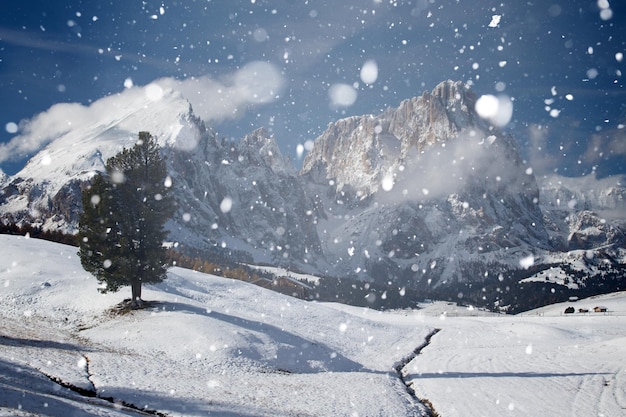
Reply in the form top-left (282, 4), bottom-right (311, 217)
top-left (377, 130), bottom-right (527, 205)
top-left (0, 61), bottom-right (284, 164)
top-left (157, 61), bottom-right (283, 122)
top-left (584, 129), bottom-right (626, 163)
top-left (0, 102), bottom-right (92, 163)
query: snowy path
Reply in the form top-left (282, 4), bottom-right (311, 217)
top-left (394, 329), bottom-right (441, 415)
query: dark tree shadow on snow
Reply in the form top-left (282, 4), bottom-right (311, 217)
top-left (0, 334), bottom-right (94, 352)
top-left (146, 300), bottom-right (372, 374)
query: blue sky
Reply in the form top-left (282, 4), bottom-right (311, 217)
top-left (1, 0), bottom-right (624, 176)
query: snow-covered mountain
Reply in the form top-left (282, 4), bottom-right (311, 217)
top-left (0, 86), bottom-right (321, 268)
top-left (302, 81), bottom-right (550, 282)
top-left (1, 80), bottom-right (624, 310)
top-left (300, 80), bottom-right (624, 309)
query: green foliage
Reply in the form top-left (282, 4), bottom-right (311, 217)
top-left (78, 132), bottom-right (175, 302)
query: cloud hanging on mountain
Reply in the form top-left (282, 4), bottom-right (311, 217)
top-left (377, 130), bottom-right (526, 205)
top-left (156, 61), bottom-right (284, 122)
top-left (584, 129), bottom-right (626, 164)
top-left (0, 61), bottom-right (284, 164)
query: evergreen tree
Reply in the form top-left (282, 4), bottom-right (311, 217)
top-left (78, 132), bottom-right (175, 307)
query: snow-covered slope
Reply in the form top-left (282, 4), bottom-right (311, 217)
top-left (0, 234), bottom-right (432, 416)
top-left (1, 235), bottom-right (625, 417)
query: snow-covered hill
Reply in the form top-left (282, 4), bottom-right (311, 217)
top-left (403, 295), bottom-right (626, 417)
top-left (2, 235), bottom-right (625, 416)
top-left (0, 235), bottom-right (432, 416)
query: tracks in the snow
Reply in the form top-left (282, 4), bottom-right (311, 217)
top-left (394, 328), bottom-right (441, 417)
top-left (38, 354), bottom-right (169, 417)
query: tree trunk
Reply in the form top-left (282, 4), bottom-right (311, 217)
top-left (131, 281), bottom-right (143, 308)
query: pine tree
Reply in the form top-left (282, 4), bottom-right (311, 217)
top-left (78, 132), bottom-right (175, 307)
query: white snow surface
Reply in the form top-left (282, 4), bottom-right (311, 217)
top-left (400, 298), bottom-right (626, 416)
top-left (1, 234), bottom-right (626, 416)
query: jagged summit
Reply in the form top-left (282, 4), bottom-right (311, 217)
top-left (301, 80), bottom-right (492, 196)
top-left (431, 79), bottom-right (474, 104)
top-left (240, 128), bottom-right (295, 175)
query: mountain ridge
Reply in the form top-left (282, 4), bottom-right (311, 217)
top-left (1, 80), bottom-right (624, 311)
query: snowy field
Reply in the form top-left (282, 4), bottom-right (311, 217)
top-left (1, 234), bottom-right (625, 416)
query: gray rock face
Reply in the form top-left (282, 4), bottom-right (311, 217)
top-left (301, 80), bottom-right (481, 197)
top-left (165, 126), bottom-right (322, 266)
top-left (300, 80), bottom-right (557, 288)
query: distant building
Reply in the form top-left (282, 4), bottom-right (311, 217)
top-left (250, 276), bottom-right (273, 290)
top-left (593, 306), bottom-right (608, 313)
top-left (272, 276), bottom-right (313, 299)
top-left (564, 306), bottom-right (575, 314)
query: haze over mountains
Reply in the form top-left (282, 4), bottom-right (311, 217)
top-left (1, 80), bottom-right (624, 311)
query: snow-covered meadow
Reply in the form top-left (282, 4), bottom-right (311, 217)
top-left (1, 234), bottom-right (625, 416)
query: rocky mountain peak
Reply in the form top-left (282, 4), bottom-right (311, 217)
top-left (431, 79), bottom-right (474, 104)
top-left (301, 80), bottom-right (489, 197)
top-left (237, 128), bottom-right (295, 176)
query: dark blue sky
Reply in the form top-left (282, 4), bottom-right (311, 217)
top-left (1, 0), bottom-right (624, 177)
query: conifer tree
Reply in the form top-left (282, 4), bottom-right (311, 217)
top-left (78, 132), bottom-right (175, 307)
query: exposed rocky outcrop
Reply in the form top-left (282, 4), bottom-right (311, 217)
top-left (299, 80), bottom-right (560, 289)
